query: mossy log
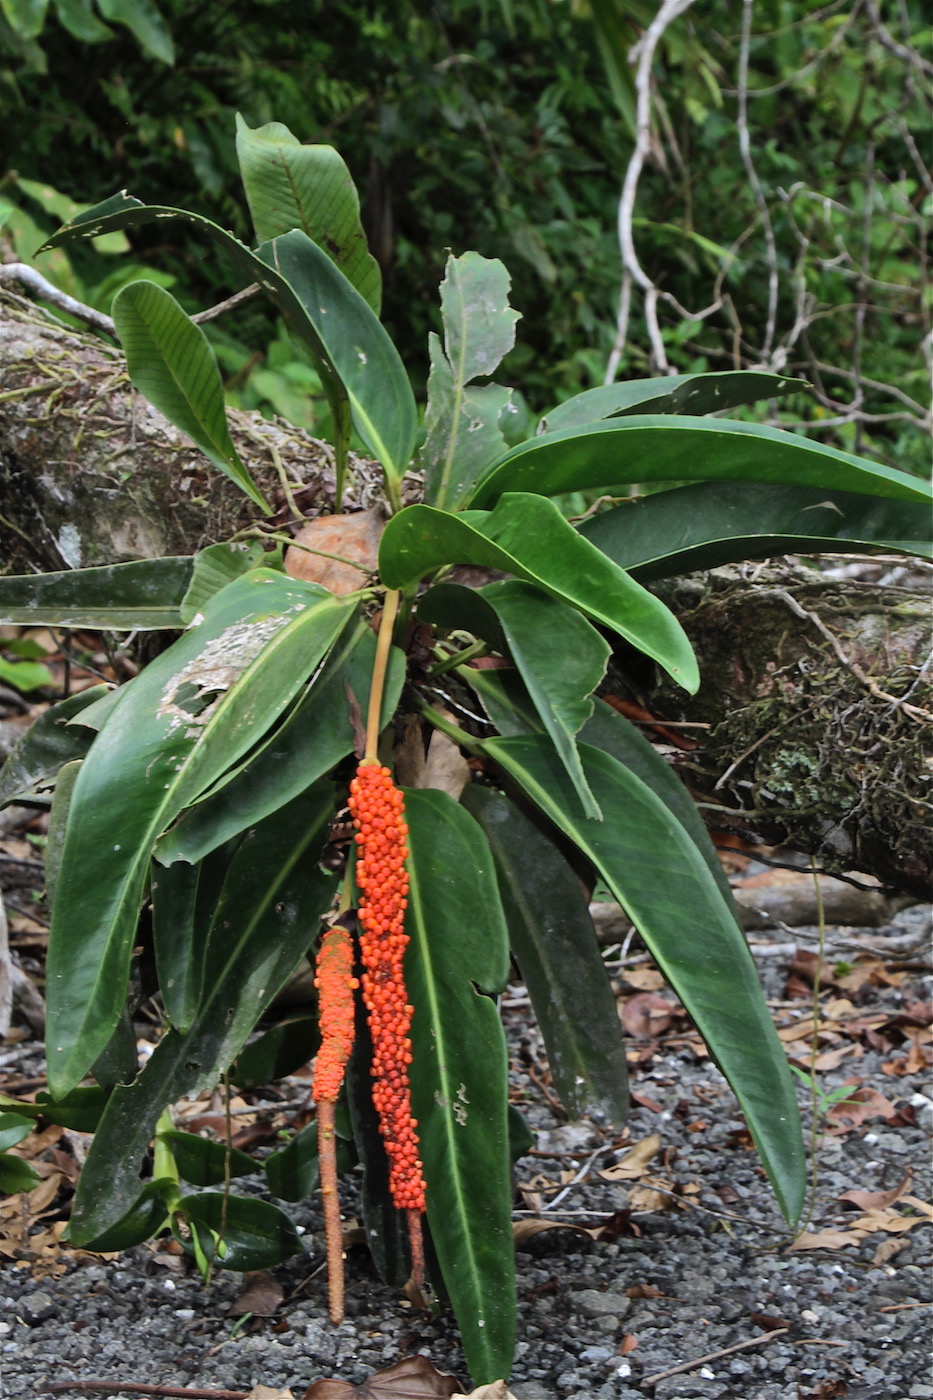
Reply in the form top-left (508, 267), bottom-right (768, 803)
top-left (2, 293), bottom-right (930, 896)
top-left (639, 563), bottom-right (932, 899)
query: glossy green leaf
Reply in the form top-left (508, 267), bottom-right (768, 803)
top-left (154, 622), bottom-right (404, 866)
top-left (0, 1154), bottom-right (43, 1195)
top-left (0, 557), bottom-right (193, 629)
top-left (580, 481), bottom-right (933, 580)
top-left (483, 735), bottom-right (806, 1225)
top-left (46, 572), bottom-right (353, 1096)
top-left (0, 657), bottom-right (54, 692)
top-left (44, 758), bottom-right (81, 910)
top-left (96, 0), bottom-right (173, 64)
top-left (463, 786), bottom-right (629, 1126)
top-left (580, 702), bottom-right (735, 907)
top-left (151, 843), bottom-right (232, 1033)
top-left (458, 664), bottom-right (541, 738)
top-left (538, 370), bottom-right (808, 434)
top-left (160, 1130), bottom-right (257, 1187)
top-left (381, 493), bottom-right (698, 693)
top-left (76, 1181), bottom-right (171, 1252)
top-left (258, 230), bottom-right (416, 493)
top-left (67, 783), bottom-right (337, 1243)
top-left (31, 1087), bottom-right (108, 1133)
top-left (232, 1015), bottom-right (319, 1091)
top-left (175, 1192), bottom-right (303, 1271)
top-left (470, 416), bottom-right (933, 508)
top-left (235, 114), bottom-right (381, 312)
top-left (112, 282), bottom-right (268, 512)
top-left (53, 0), bottom-right (114, 43)
top-left (38, 194), bottom-right (349, 430)
top-left (0, 1112), bottom-right (33, 1152)
top-left (0, 687), bottom-right (107, 807)
top-left (480, 582), bottom-right (609, 819)
top-left (179, 540), bottom-right (273, 623)
top-left (1, 0), bottom-right (48, 40)
top-left (422, 252), bottom-right (520, 510)
top-left (404, 789), bottom-right (515, 1383)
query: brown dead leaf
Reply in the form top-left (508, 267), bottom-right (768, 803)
top-left (825, 1084), bottom-right (897, 1133)
top-left (451, 1384), bottom-right (519, 1399)
top-left (750, 1311), bottom-right (791, 1331)
top-left (420, 729), bottom-right (470, 801)
top-left (512, 1218), bottom-right (600, 1246)
top-left (620, 993), bottom-right (676, 1038)
top-left (798, 1381), bottom-right (847, 1399)
top-left (838, 1169), bottom-right (912, 1212)
top-left (871, 1237), bottom-right (912, 1267)
top-left (619, 1333), bottom-right (639, 1356)
top-left (622, 967), bottom-right (665, 992)
top-left (849, 1200), bottom-right (933, 1235)
top-left (788, 1228), bottom-right (865, 1251)
top-left (285, 508), bottom-right (383, 595)
top-left (303, 1356), bottom-right (462, 1399)
top-left (246, 1389), bottom-right (294, 1399)
top-left (598, 1134), bottom-right (661, 1181)
top-left (628, 1182), bottom-right (673, 1213)
top-left (625, 1283), bottom-right (664, 1299)
top-left (812, 1045), bottom-right (858, 1072)
top-left (229, 1270), bottom-right (285, 1317)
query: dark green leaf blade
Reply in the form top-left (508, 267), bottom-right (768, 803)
top-left (404, 789), bottom-right (515, 1383)
top-left (235, 114), bottom-right (381, 311)
top-left (470, 417), bottom-right (932, 508)
top-left (0, 686), bottom-right (108, 808)
top-left (161, 1130), bottom-right (257, 1187)
top-left (483, 735), bottom-right (806, 1225)
top-left (580, 481), bottom-right (933, 580)
top-left (46, 572), bottom-right (353, 1096)
top-left (462, 785), bottom-right (629, 1126)
top-left (68, 784), bottom-right (337, 1243)
top-left (382, 494), bottom-right (698, 692)
top-left (177, 1193), bottom-right (303, 1271)
top-left (481, 582), bottom-right (609, 819)
top-left (0, 557), bottom-right (194, 630)
top-left (259, 230), bottom-right (416, 492)
top-left (538, 371), bottom-right (809, 434)
top-left (112, 282), bottom-right (268, 512)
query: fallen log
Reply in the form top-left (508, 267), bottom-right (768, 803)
top-left (2, 292), bottom-right (930, 896)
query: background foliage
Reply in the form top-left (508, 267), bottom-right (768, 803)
top-left (2, 0), bottom-right (930, 465)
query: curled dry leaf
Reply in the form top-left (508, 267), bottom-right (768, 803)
top-left (229, 1270), bottom-right (285, 1317)
top-left (512, 1217), bottom-right (602, 1246)
top-left (303, 1355), bottom-right (462, 1400)
top-left (451, 1384), bottom-right (521, 1400)
top-left (599, 1134), bottom-right (661, 1181)
top-left (285, 507), bottom-right (384, 595)
top-left (838, 1169), bottom-right (912, 1213)
top-left (246, 1389), bottom-right (294, 1399)
top-left (619, 992), bottom-right (676, 1038)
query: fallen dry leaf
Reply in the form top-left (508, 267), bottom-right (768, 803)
top-left (598, 1134), bottom-right (661, 1181)
top-left (621, 967), bottom-right (665, 992)
top-left (304, 1355), bottom-right (461, 1399)
top-left (620, 993), bottom-right (676, 1038)
top-left (625, 1283), bottom-right (664, 1299)
top-left (628, 1182), bottom-right (673, 1213)
top-left (838, 1169), bottom-right (912, 1213)
top-left (788, 1228), bottom-right (863, 1252)
top-left (849, 1200), bottom-right (933, 1235)
top-left (229, 1270), bottom-right (285, 1317)
top-left (247, 1389), bottom-right (294, 1399)
top-left (451, 1384), bottom-right (520, 1399)
top-left (285, 508), bottom-right (383, 595)
top-left (619, 1333), bottom-right (639, 1355)
top-left (512, 1218), bottom-right (601, 1246)
top-left (420, 728), bottom-right (470, 801)
top-left (871, 1237), bottom-right (912, 1267)
top-left (825, 1084), bottom-right (897, 1132)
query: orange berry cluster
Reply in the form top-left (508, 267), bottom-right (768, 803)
top-left (312, 924), bottom-right (358, 1104)
top-left (348, 762), bottom-right (426, 1213)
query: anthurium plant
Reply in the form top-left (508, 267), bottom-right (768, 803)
top-left (1, 118), bottom-right (930, 1384)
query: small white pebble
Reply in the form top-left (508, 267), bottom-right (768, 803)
top-left (163, 1278), bottom-right (176, 1291)
top-left (801, 1308), bottom-right (821, 1323)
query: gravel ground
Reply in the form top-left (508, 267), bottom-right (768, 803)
top-left (2, 904), bottom-right (931, 1400)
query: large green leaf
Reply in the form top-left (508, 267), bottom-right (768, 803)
top-left (96, 0), bottom-right (173, 63)
top-left (0, 686), bottom-right (108, 807)
top-left (580, 702), bottom-right (735, 908)
top-left (161, 1130), bottom-right (257, 1187)
top-left (580, 481), bottom-right (933, 580)
top-left (462, 785), bottom-right (629, 1126)
top-left (112, 282), bottom-right (268, 512)
top-left (1, 0), bottom-right (48, 41)
top-left (420, 581), bottom-right (609, 818)
top-left (483, 736), bottom-right (806, 1225)
top-left (404, 789), bottom-right (515, 1383)
top-left (179, 540), bottom-right (272, 623)
top-left (381, 493), bottom-right (698, 693)
top-left (235, 114), bottom-right (381, 311)
top-left (538, 370), bottom-right (808, 434)
top-left (258, 230), bottom-right (416, 493)
top-left (422, 252), bottom-right (519, 510)
top-left (154, 622), bottom-right (404, 866)
top-left (0, 557), bottom-right (193, 629)
top-left (46, 571), bottom-right (353, 1096)
top-left (151, 842), bottom-right (232, 1033)
top-left (175, 1193), bottom-right (303, 1272)
top-left (67, 783), bottom-right (337, 1243)
top-left (0, 1112), bottom-right (33, 1152)
top-left (470, 416), bottom-right (933, 508)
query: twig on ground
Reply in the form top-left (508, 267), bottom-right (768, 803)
top-left (643, 1327), bottom-right (791, 1385)
top-left (38, 1383), bottom-right (252, 1399)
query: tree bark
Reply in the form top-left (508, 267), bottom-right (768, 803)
top-left (2, 293), bottom-right (930, 896)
